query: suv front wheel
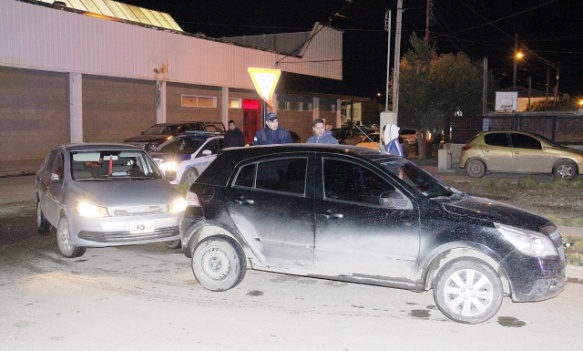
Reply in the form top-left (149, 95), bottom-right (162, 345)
top-left (192, 236), bottom-right (246, 291)
top-left (433, 259), bottom-right (503, 324)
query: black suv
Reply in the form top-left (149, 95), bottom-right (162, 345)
top-left (124, 121), bottom-right (225, 151)
top-left (180, 144), bottom-right (566, 324)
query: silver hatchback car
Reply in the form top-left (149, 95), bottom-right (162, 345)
top-left (35, 143), bottom-right (187, 258)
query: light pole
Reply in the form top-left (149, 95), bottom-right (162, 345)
top-left (512, 51), bottom-right (523, 92)
top-left (384, 9), bottom-right (391, 111)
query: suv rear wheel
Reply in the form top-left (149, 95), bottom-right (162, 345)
top-left (434, 259), bottom-right (503, 324)
top-left (192, 236), bottom-right (246, 291)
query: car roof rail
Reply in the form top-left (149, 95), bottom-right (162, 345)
top-left (184, 130), bottom-right (221, 136)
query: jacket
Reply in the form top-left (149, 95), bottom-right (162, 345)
top-left (306, 131), bottom-right (338, 144)
top-left (253, 127), bottom-right (293, 145)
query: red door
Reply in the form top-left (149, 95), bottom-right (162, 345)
top-left (242, 99), bottom-right (262, 145)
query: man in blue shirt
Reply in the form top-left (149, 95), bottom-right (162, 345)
top-left (306, 118), bottom-right (338, 144)
top-left (253, 112), bottom-right (293, 145)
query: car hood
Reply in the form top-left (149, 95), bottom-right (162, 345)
top-left (68, 178), bottom-right (178, 207)
top-left (440, 195), bottom-right (551, 231)
top-left (124, 135), bottom-right (169, 143)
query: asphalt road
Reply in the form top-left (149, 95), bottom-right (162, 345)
top-left (1, 234), bottom-right (583, 350)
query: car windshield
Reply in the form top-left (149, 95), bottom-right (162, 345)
top-left (379, 157), bottom-right (454, 199)
top-left (70, 150), bottom-right (163, 180)
top-left (154, 137), bottom-right (205, 154)
top-left (142, 125), bottom-right (177, 135)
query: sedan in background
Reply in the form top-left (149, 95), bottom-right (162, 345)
top-left (459, 130), bottom-right (583, 180)
top-left (124, 121), bottom-right (225, 151)
top-left (180, 145), bottom-right (566, 324)
top-left (149, 133), bottom-right (224, 186)
top-left (35, 143), bottom-right (186, 258)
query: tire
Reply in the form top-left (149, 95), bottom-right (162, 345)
top-left (553, 160), bottom-right (577, 180)
top-left (465, 159), bottom-right (486, 178)
top-left (433, 259), bottom-right (503, 324)
top-left (165, 240), bottom-right (181, 249)
top-left (192, 236), bottom-right (246, 292)
top-left (36, 200), bottom-right (51, 235)
top-left (56, 217), bottom-right (86, 258)
top-left (181, 169), bottom-right (199, 186)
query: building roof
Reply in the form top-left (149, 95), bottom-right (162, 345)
top-left (276, 71), bottom-right (368, 102)
top-left (36, 0), bottom-right (182, 31)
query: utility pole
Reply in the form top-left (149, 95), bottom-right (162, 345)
top-left (425, 0), bottom-right (432, 44)
top-left (512, 33), bottom-right (518, 92)
top-left (392, 0), bottom-right (403, 119)
top-left (553, 62), bottom-right (560, 108)
top-left (384, 9), bottom-right (391, 111)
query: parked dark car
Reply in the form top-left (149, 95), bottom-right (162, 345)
top-left (124, 121), bottom-right (225, 151)
top-left (35, 143), bottom-right (186, 258)
top-left (180, 145), bottom-right (566, 324)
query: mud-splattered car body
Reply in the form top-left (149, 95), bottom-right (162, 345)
top-left (180, 144), bottom-right (566, 324)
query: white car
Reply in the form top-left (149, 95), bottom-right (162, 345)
top-left (35, 143), bottom-right (187, 258)
top-left (150, 133), bottom-right (224, 186)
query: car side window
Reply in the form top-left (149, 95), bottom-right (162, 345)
top-left (484, 133), bottom-right (509, 147)
top-left (233, 158), bottom-right (307, 195)
top-left (323, 159), bottom-right (394, 205)
top-left (511, 133), bottom-right (541, 149)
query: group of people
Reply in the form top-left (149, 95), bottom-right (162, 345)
top-left (223, 112), bottom-right (404, 156)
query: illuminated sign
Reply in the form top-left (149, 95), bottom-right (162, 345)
top-left (248, 68), bottom-right (281, 107)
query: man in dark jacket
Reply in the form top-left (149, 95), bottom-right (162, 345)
top-left (253, 112), bottom-right (292, 145)
top-left (224, 120), bottom-right (245, 147)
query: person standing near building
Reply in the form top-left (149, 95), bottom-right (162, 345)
top-left (383, 123), bottom-right (405, 157)
top-left (253, 112), bottom-right (292, 145)
top-left (306, 118), bottom-right (338, 144)
top-left (224, 120), bottom-right (245, 147)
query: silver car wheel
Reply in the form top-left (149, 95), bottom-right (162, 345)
top-left (192, 237), bottom-right (246, 292)
top-left (553, 160), bottom-right (576, 180)
top-left (56, 217), bottom-right (86, 258)
top-left (434, 259), bottom-right (503, 324)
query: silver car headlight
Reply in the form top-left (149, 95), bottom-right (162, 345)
top-left (495, 222), bottom-right (557, 258)
top-left (169, 197), bottom-right (187, 213)
top-left (75, 201), bottom-right (109, 218)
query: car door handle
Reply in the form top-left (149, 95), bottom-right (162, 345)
top-left (324, 210), bottom-right (344, 219)
top-left (236, 197), bottom-right (255, 205)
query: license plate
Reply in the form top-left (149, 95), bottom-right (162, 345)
top-left (128, 222), bottom-right (155, 233)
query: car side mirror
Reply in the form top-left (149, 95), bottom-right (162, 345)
top-left (379, 190), bottom-right (411, 209)
top-left (50, 173), bottom-right (62, 182)
top-left (165, 170), bottom-right (177, 181)
top-left (202, 149), bottom-right (212, 156)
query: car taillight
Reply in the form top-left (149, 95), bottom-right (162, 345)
top-left (185, 191), bottom-right (201, 207)
top-left (461, 145), bottom-right (472, 151)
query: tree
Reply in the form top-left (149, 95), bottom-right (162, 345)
top-left (397, 33), bottom-right (496, 158)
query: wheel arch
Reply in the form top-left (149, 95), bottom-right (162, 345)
top-left (184, 222), bottom-right (256, 266)
top-left (422, 246), bottom-right (511, 296)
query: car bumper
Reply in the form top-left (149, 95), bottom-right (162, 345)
top-left (68, 213), bottom-right (180, 247)
top-left (506, 255), bottom-right (567, 302)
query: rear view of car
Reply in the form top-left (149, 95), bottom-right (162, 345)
top-left (35, 143), bottom-right (186, 258)
top-left (459, 131), bottom-right (583, 180)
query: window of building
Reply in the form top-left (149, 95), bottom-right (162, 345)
top-left (181, 95), bottom-right (217, 108)
top-left (229, 98), bottom-right (242, 109)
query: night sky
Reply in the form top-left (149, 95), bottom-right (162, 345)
top-left (121, 0), bottom-right (582, 99)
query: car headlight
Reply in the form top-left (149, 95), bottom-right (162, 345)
top-left (495, 222), bottom-right (557, 258)
top-left (75, 201), bottom-right (109, 218)
top-left (158, 161), bottom-right (178, 172)
top-left (169, 197), bottom-right (187, 213)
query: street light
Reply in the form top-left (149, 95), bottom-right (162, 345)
top-left (512, 51), bottom-right (524, 92)
top-left (384, 9), bottom-right (391, 111)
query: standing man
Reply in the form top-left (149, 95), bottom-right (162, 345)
top-left (253, 112), bottom-right (292, 145)
top-left (224, 120), bottom-right (245, 147)
top-left (306, 118), bottom-right (338, 144)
